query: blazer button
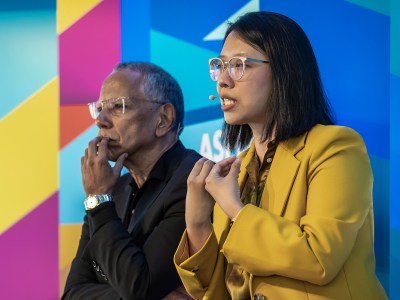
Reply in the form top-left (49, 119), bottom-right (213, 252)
top-left (191, 266), bottom-right (199, 272)
top-left (254, 294), bottom-right (266, 300)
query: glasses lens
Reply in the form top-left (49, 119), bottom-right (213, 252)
top-left (88, 101), bottom-right (102, 119)
top-left (209, 58), bottom-right (223, 81)
top-left (110, 98), bottom-right (125, 116)
top-left (228, 57), bottom-right (245, 80)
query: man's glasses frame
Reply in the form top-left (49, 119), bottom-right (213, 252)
top-left (88, 96), bottom-right (166, 120)
top-left (208, 56), bottom-right (269, 81)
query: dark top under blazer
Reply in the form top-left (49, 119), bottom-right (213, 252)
top-left (62, 141), bottom-right (201, 300)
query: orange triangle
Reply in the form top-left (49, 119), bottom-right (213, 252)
top-left (60, 105), bottom-right (95, 149)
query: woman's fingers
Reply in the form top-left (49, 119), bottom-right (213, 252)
top-left (188, 158), bottom-right (207, 178)
top-left (188, 158), bottom-right (214, 182)
top-left (199, 159), bottom-right (214, 178)
top-left (211, 156), bottom-right (239, 177)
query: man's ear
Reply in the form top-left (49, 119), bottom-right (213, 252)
top-left (155, 103), bottom-right (176, 137)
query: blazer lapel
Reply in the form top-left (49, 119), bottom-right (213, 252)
top-left (126, 141), bottom-right (189, 234)
top-left (263, 132), bottom-right (308, 216)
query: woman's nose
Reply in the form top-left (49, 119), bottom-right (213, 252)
top-left (217, 67), bottom-right (234, 89)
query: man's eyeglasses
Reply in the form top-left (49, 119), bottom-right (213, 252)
top-left (208, 56), bottom-right (269, 81)
top-left (88, 97), bottom-right (166, 120)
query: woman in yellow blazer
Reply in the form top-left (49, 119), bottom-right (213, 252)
top-left (174, 12), bottom-right (387, 300)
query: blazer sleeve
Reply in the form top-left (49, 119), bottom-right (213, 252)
top-left (174, 230), bottom-right (230, 300)
top-left (222, 126), bottom-right (373, 285)
top-left (62, 180), bottom-right (189, 300)
top-left (62, 216), bottom-right (121, 300)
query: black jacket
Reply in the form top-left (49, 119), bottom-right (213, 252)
top-left (62, 141), bottom-right (201, 300)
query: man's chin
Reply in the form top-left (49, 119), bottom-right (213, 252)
top-left (106, 149), bottom-right (120, 162)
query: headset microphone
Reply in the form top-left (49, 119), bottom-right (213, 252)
top-left (209, 95), bottom-right (217, 100)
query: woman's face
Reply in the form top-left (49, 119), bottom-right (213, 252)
top-left (217, 31), bottom-right (272, 131)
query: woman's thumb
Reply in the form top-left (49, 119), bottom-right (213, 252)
top-left (228, 157), bottom-right (241, 177)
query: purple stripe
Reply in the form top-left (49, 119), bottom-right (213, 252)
top-left (0, 193), bottom-right (59, 300)
top-left (59, 0), bottom-right (121, 105)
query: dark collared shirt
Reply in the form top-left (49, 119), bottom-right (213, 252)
top-left (241, 140), bottom-right (277, 207)
top-left (226, 140), bottom-right (277, 300)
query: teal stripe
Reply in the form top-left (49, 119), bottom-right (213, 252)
top-left (345, 0), bottom-right (390, 16)
top-left (0, 10), bottom-right (57, 119)
top-left (390, 229), bottom-right (400, 298)
top-left (150, 30), bottom-right (218, 112)
top-left (391, 0), bottom-right (400, 76)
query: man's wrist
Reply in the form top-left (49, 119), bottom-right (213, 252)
top-left (84, 194), bottom-right (113, 210)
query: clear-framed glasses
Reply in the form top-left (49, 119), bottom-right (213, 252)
top-left (88, 97), bottom-right (166, 119)
top-left (208, 56), bottom-right (269, 81)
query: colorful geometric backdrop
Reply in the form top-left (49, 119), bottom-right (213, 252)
top-left (0, 0), bottom-right (398, 299)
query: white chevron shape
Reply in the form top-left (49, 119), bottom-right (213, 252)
top-left (203, 0), bottom-right (260, 41)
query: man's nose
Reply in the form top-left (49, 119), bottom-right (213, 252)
top-left (95, 110), bottom-right (112, 128)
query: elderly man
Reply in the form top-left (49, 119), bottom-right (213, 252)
top-left (62, 62), bottom-right (201, 300)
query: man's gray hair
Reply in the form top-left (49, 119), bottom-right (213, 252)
top-left (114, 62), bottom-right (184, 134)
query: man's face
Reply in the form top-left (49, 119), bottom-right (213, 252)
top-left (95, 69), bottom-right (161, 162)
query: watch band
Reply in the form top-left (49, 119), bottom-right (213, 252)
top-left (84, 194), bottom-right (113, 210)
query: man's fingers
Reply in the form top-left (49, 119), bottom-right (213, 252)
top-left (81, 156), bottom-right (85, 171)
top-left (96, 137), bottom-right (109, 160)
top-left (113, 153), bottom-right (127, 175)
top-left (87, 136), bottom-right (101, 158)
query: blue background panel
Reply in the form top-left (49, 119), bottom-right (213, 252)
top-left (121, 0), bottom-right (150, 62)
top-left (260, 0), bottom-right (390, 158)
top-left (390, 72), bottom-right (400, 298)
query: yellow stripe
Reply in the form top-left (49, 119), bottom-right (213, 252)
top-left (0, 78), bottom-right (59, 234)
top-left (59, 224), bottom-right (82, 295)
top-left (59, 224), bottom-right (82, 269)
top-left (57, 0), bottom-right (103, 34)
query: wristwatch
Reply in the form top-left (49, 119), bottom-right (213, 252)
top-left (84, 194), bottom-right (113, 210)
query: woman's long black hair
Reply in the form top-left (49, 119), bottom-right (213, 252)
top-left (221, 12), bottom-right (335, 151)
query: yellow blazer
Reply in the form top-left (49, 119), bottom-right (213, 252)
top-left (175, 125), bottom-right (387, 300)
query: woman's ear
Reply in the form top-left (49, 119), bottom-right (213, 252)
top-left (156, 103), bottom-right (176, 137)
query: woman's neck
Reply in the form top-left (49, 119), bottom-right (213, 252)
top-left (252, 125), bottom-right (275, 163)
